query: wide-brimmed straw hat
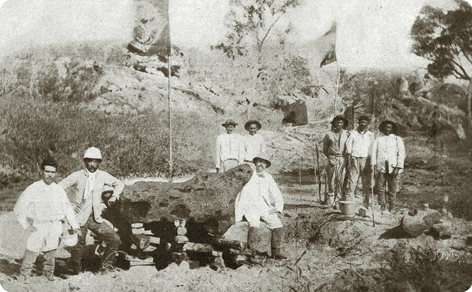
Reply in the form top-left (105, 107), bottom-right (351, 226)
top-left (253, 153), bottom-right (272, 167)
top-left (222, 119), bottom-right (238, 127)
top-left (379, 120), bottom-right (398, 134)
top-left (244, 120), bottom-right (262, 131)
top-left (330, 115), bottom-right (349, 128)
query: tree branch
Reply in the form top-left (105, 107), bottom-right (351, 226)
top-left (257, 13), bottom-right (283, 53)
top-left (452, 59), bottom-right (470, 79)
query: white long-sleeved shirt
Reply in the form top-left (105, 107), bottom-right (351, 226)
top-left (14, 180), bottom-right (79, 230)
top-left (371, 134), bottom-right (406, 174)
top-left (235, 172), bottom-right (284, 222)
top-left (215, 133), bottom-right (243, 168)
top-left (243, 134), bottom-right (266, 161)
top-left (345, 129), bottom-right (374, 158)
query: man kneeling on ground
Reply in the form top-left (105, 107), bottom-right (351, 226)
top-left (235, 153), bottom-right (287, 263)
top-left (14, 158), bottom-right (80, 282)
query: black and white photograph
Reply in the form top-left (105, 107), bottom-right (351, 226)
top-left (0, 0), bottom-right (471, 291)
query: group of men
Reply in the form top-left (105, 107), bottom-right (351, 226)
top-left (216, 119), bottom-right (287, 263)
top-left (323, 115), bottom-right (406, 213)
top-left (12, 114), bottom-right (406, 281)
top-left (14, 147), bottom-right (124, 282)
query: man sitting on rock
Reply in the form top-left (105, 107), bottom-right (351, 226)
top-left (235, 153), bottom-right (287, 263)
top-left (371, 120), bottom-right (406, 213)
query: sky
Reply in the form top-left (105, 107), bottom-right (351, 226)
top-left (0, 0), bottom-right (465, 70)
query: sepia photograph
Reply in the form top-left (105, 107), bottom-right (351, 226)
top-left (0, 0), bottom-right (471, 291)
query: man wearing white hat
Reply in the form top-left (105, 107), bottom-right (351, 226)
top-left (59, 147), bottom-right (124, 274)
top-left (235, 153), bottom-right (287, 262)
top-left (14, 158), bottom-right (80, 282)
top-left (216, 119), bottom-right (244, 173)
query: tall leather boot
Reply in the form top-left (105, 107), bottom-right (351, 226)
top-left (43, 249), bottom-right (56, 281)
top-left (17, 249), bottom-right (38, 283)
top-left (271, 228), bottom-right (287, 260)
top-left (247, 227), bottom-right (262, 264)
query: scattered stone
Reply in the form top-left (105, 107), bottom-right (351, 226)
top-left (430, 223), bottom-right (453, 240)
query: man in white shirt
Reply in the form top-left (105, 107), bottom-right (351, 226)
top-left (345, 115), bottom-right (375, 206)
top-left (243, 120), bottom-right (266, 165)
top-left (371, 120), bottom-right (406, 213)
top-left (14, 158), bottom-right (80, 282)
top-left (59, 147), bottom-right (124, 275)
top-left (216, 119), bottom-right (244, 173)
top-left (235, 154), bottom-right (287, 263)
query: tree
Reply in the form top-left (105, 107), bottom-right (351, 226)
top-left (411, 0), bottom-right (472, 120)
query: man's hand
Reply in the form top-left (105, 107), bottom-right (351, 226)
top-left (269, 208), bottom-right (280, 215)
top-left (73, 228), bottom-right (82, 236)
top-left (26, 225), bottom-right (37, 233)
top-left (393, 167), bottom-right (400, 176)
top-left (108, 196), bottom-right (117, 205)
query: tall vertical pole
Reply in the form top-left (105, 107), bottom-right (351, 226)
top-left (334, 63), bottom-right (340, 117)
top-left (168, 55), bottom-right (173, 182)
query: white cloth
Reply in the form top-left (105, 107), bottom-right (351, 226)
top-left (345, 129), bottom-right (374, 158)
top-left (26, 221), bottom-right (63, 252)
top-left (76, 171), bottom-right (95, 225)
top-left (14, 180), bottom-right (79, 230)
top-left (243, 134), bottom-right (266, 161)
top-left (235, 172), bottom-right (284, 228)
top-left (215, 133), bottom-right (243, 168)
top-left (371, 134), bottom-right (406, 174)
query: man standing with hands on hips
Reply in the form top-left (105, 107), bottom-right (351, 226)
top-left (14, 158), bottom-right (80, 282)
top-left (59, 147), bottom-right (124, 274)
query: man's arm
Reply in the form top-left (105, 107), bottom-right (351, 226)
top-left (103, 172), bottom-right (125, 202)
top-left (322, 134), bottom-right (330, 157)
top-left (396, 136), bottom-right (406, 169)
top-left (269, 177), bottom-right (284, 213)
top-left (13, 186), bottom-right (33, 230)
top-left (58, 188), bottom-right (80, 230)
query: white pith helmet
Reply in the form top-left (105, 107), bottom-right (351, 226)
top-left (61, 232), bottom-right (78, 247)
top-left (84, 147), bottom-right (102, 160)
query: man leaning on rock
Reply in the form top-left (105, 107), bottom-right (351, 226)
top-left (59, 147), bottom-right (124, 275)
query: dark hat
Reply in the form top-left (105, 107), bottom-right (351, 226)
top-left (253, 153), bottom-right (272, 167)
top-left (330, 115), bottom-right (349, 127)
top-left (244, 120), bottom-right (262, 131)
top-left (358, 115), bottom-right (371, 123)
top-left (379, 120), bottom-right (398, 134)
top-left (222, 119), bottom-right (238, 127)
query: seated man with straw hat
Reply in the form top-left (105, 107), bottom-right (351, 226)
top-left (235, 153), bottom-right (287, 263)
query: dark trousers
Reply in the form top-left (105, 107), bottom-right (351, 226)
top-left (71, 214), bottom-right (121, 269)
top-left (376, 172), bottom-right (402, 205)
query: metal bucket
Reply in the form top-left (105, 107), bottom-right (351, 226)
top-left (339, 201), bottom-right (356, 217)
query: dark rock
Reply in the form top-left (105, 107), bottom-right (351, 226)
top-left (103, 164), bottom-right (253, 238)
top-left (430, 223), bottom-right (453, 240)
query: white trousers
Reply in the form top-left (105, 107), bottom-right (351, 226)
top-left (244, 213), bottom-right (283, 229)
top-left (26, 221), bottom-right (63, 253)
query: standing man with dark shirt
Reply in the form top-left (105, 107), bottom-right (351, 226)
top-left (323, 115), bottom-right (349, 207)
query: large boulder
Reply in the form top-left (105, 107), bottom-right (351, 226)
top-left (103, 164), bottom-right (254, 238)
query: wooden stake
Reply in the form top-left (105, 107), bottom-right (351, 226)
top-left (168, 54), bottom-right (173, 182)
top-left (371, 168), bottom-right (375, 227)
top-left (315, 144), bottom-right (322, 203)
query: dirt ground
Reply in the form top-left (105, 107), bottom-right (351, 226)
top-left (1, 136), bottom-right (472, 292)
